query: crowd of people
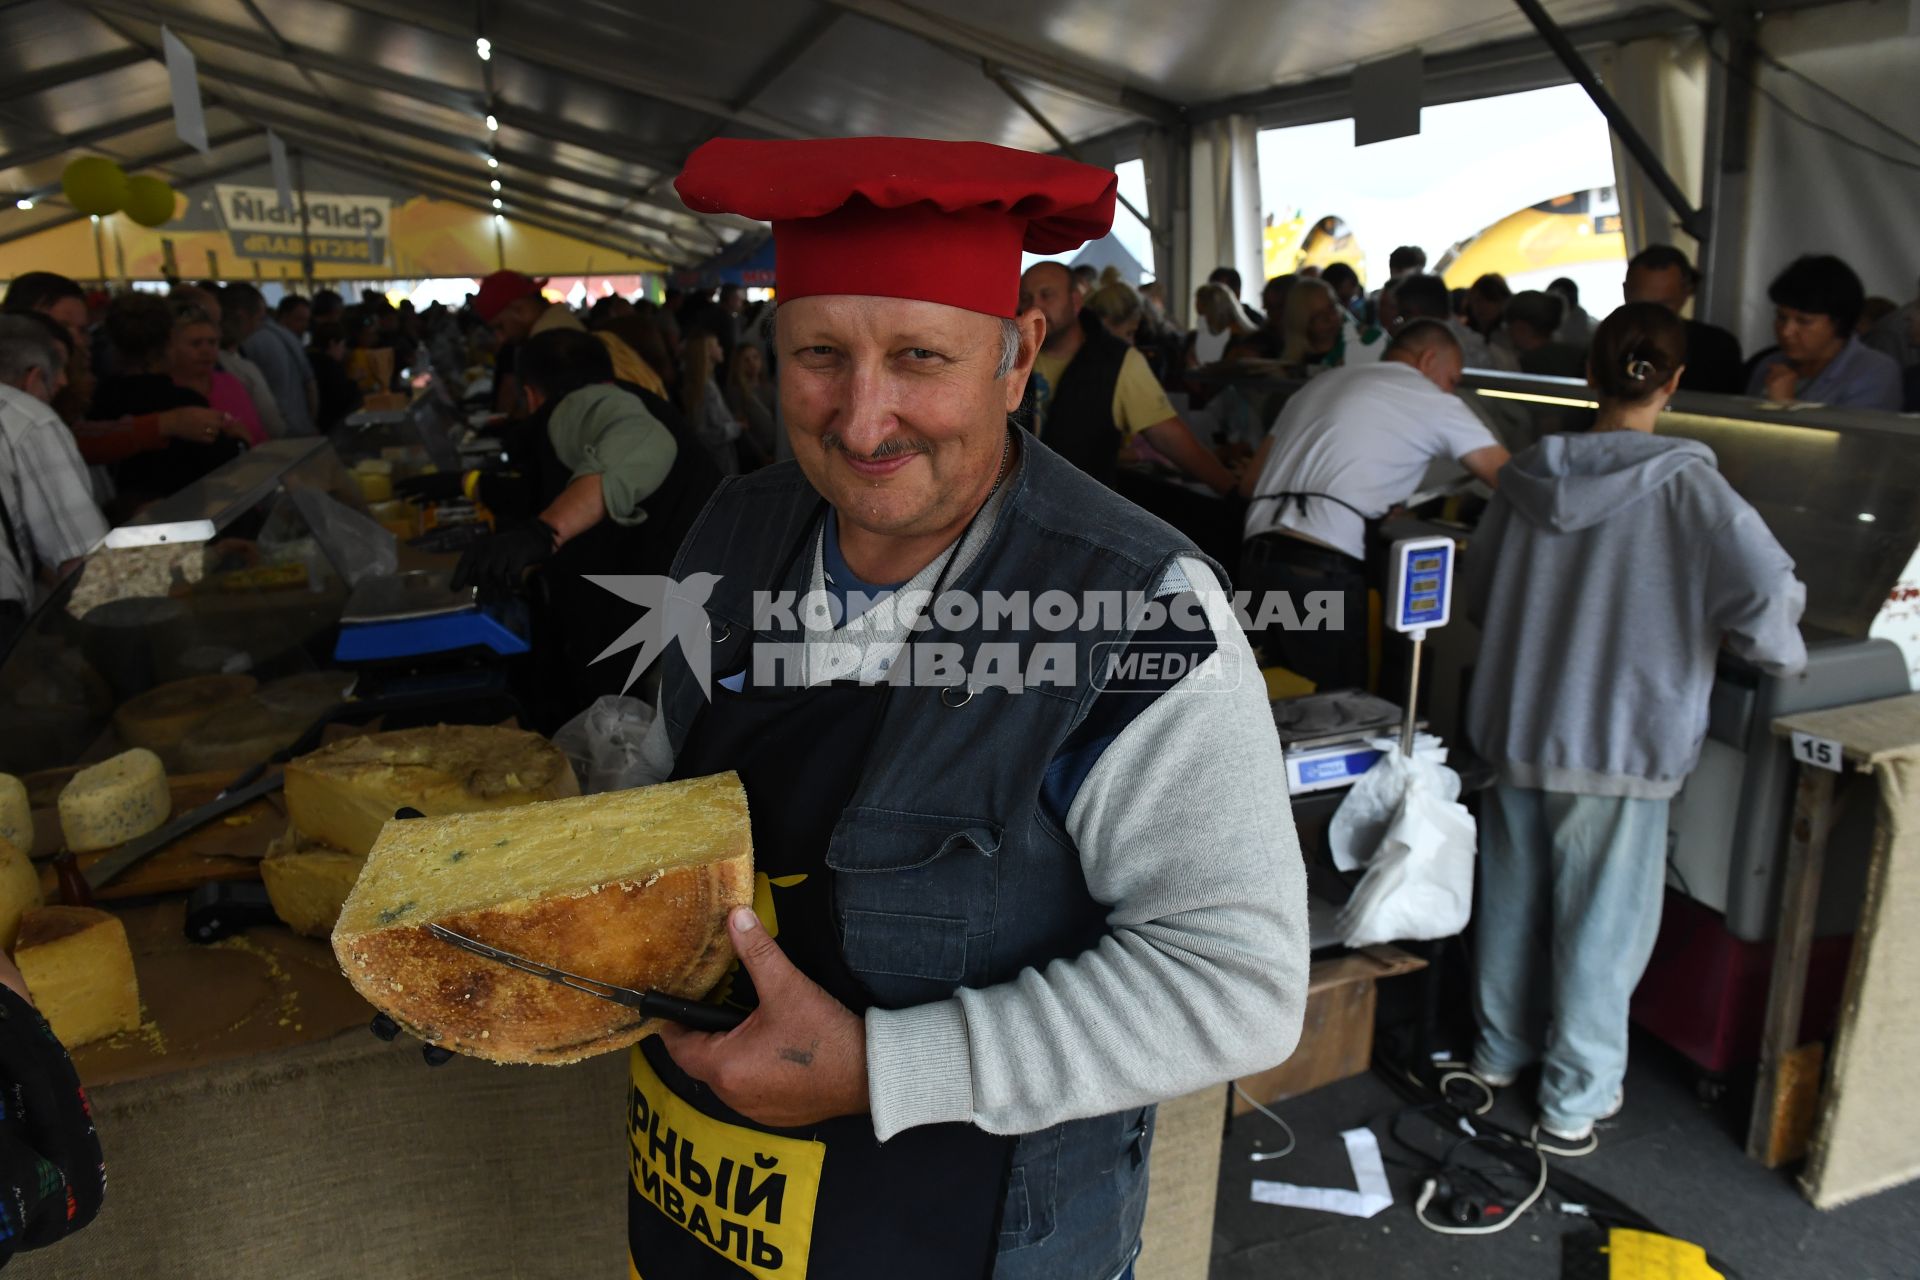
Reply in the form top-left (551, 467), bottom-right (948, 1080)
top-left (0, 266), bottom-right (795, 639)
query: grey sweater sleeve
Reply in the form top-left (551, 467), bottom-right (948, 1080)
top-left (864, 559), bottom-right (1310, 1140)
top-left (1706, 506), bottom-right (1808, 677)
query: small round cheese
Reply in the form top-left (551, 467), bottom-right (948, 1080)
top-left (57, 748), bottom-right (171, 853)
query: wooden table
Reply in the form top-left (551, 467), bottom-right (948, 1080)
top-left (1749, 694), bottom-right (1920, 1204)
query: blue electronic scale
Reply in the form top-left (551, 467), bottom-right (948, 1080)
top-left (1273, 536), bottom-right (1460, 794)
top-left (332, 570), bottom-right (529, 664)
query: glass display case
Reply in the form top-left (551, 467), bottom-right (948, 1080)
top-left (0, 438), bottom-right (373, 777)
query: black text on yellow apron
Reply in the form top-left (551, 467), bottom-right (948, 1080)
top-left (629, 625), bottom-right (1014, 1279)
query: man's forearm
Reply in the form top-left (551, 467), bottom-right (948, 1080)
top-left (541, 473), bottom-right (607, 548)
top-left (1143, 418), bottom-right (1237, 495)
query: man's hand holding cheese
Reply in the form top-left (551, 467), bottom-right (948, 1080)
top-left (613, 137), bottom-right (1309, 1280)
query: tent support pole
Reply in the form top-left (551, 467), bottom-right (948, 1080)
top-left (1510, 0), bottom-right (1708, 242)
top-left (982, 62), bottom-right (1163, 238)
top-left (1698, 4), bottom-right (1757, 329)
top-left (294, 151), bottom-right (314, 291)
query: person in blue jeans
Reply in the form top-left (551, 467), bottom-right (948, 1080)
top-left (1460, 302), bottom-right (1808, 1154)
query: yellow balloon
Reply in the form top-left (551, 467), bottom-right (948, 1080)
top-left (61, 156), bottom-right (128, 217)
top-left (123, 175), bottom-right (177, 228)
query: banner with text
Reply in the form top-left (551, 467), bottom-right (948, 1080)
top-left (213, 185), bottom-right (390, 267)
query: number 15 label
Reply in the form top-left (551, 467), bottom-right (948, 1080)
top-left (1791, 731), bottom-right (1843, 773)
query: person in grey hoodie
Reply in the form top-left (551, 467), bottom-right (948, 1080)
top-left (1460, 302), bottom-right (1807, 1154)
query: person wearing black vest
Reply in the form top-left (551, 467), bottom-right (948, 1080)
top-left (1018, 262), bottom-right (1238, 497)
top-left (587, 136), bottom-right (1308, 1280)
top-left (408, 328), bottom-right (720, 730)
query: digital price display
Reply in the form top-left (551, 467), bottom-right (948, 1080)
top-left (1387, 537), bottom-right (1456, 634)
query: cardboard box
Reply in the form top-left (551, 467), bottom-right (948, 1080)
top-left (1232, 944), bottom-right (1426, 1111)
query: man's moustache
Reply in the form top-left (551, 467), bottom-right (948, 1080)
top-left (820, 433), bottom-right (932, 461)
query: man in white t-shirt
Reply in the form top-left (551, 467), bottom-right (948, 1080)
top-left (1235, 319), bottom-right (1508, 689)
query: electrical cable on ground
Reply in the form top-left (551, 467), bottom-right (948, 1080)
top-left (1232, 1082), bottom-right (1298, 1162)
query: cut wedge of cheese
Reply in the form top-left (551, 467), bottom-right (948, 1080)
top-left (0, 837), bottom-right (43, 952)
top-left (14, 906), bottom-right (141, 1048)
top-left (0, 773), bottom-right (28, 850)
top-left (57, 748), bottom-right (170, 853)
top-left (334, 771), bottom-right (752, 1065)
top-left (111, 674), bottom-right (258, 754)
top-left (285, 725), bottom-right (581, 858)
top-left (261, 837), bottom-right (366, 938)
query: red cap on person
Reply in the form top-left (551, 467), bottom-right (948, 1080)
top-left (673, 137), bottom-right (1117, 319)
top-left (472, 270), bottom-right (547, 322)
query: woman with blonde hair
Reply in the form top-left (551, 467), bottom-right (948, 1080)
top-left (1190, 282), bottom-right (1255, 367)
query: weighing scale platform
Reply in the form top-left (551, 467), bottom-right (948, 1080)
top-left (333, 570), bottom-right (529, 663)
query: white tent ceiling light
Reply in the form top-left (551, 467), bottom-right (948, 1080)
top-left (0, 0), bottom-right (1848, 274)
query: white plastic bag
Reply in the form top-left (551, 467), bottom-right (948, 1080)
top-left (552, 695), bottom-right (657, 794)
top-left (1330, 741), bottom-right (1477, 947)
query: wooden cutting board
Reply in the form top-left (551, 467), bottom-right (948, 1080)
top-left (62, 899), bottom-right (373, 1090)
top-left (23, 767), bottom-right (287, 900)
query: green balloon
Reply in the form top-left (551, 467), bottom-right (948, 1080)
top-left (61, 156), bottom-right (128, 217)
top-left (123, 175), bottom-right (178, 228)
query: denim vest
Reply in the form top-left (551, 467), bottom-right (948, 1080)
top-left (659, 436), bottom-right (1220, 1280)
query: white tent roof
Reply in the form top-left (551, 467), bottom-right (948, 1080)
top-left (0, 0), bottom-right (1840, 268)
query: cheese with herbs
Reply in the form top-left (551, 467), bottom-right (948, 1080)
top-left (14, 906), bottom-right (141, 1048)
top-left (333, 771), bottom-right (752, 1065)
top-left (285, 725), bottom-right (580, 858)
top-left (56, 749), bottom-right (170, 853)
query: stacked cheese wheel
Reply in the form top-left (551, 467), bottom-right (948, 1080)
top-left (261, 725), bottom-right (582, 938)
top-left (0, 757), bottom-right (159, 1050)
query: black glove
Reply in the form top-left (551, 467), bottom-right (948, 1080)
top-left (449, 519), bottom-right (557, 599)
top-left (394, 470), bottom-right (467, 502)
top-left (367, 807), bottom-right (459, 1067)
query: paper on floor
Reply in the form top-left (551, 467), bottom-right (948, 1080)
top-left (1250, 1127), bottom-right (1394, 1218)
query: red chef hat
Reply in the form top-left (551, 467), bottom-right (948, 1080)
top-left (674, 137), bottom-right (1117, 318)
top-left (472, 270), bottom-right (547, 322)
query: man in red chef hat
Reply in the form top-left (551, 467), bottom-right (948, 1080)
top-left (622, 137), bottom-right (1306, 1280)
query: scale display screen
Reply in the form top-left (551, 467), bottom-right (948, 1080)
top-left (1389, 537), bottom-right (1455, 633)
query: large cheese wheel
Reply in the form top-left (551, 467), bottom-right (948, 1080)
top-left (112, 674), bottom-right (258, 753)
top-left (0, 773), bottom-right (28, 850)
top-left (173, 700), bottom-right (302, 775)
top-left (57, 749), bottom-right (170, 853)
top-left (333, 772), bottom-right (752, 1065)
top-left (14, 906), bottom-right (141, 1048)
top-left (0, 837), bottom-right (44, 952)
top-left (285, 725), bottom-right (580, 858)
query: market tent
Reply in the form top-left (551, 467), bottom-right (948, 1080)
top-left (0, 0), bottom-right (1902, 330)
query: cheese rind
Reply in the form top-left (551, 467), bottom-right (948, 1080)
top-left (334, 772), bottom-right (752, 1065)
top-left (56, 748), bottom-right (171, 853)
top-left (14, 906), bottom-right (141, 1048)
top-left (285, 725), bottom-right (580, 858)
top-left (0, 838), bottom-right (43, 952)
top-left (261, 840), bottom-right (366, 938)
top-left (0, 773), bottom-right (28, 850)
